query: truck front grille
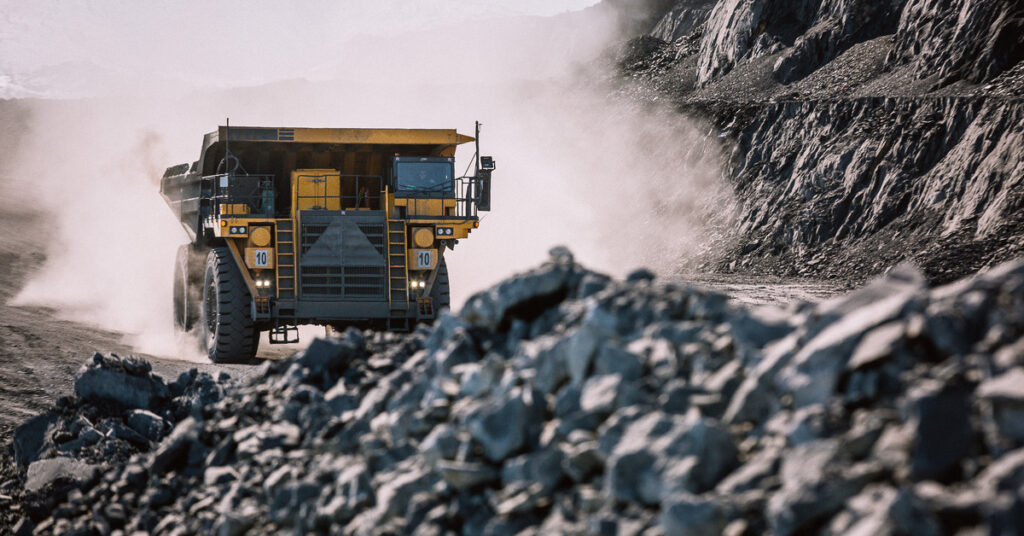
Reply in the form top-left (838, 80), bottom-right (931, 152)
top-left (300, 265), bottom-right (385, 299)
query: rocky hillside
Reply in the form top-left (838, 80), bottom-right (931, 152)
top-left (622, 0), bottom-right (1024, 284)
top-left (2, 249), bottom-right (1023, 534)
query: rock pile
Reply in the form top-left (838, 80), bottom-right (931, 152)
top-left (2, 354), bottom-right (229, 531)
top-left (4, 249), bottom-right (1024, 535)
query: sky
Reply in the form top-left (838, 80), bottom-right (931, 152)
top-left (0, 0), bottom-right (602, 94)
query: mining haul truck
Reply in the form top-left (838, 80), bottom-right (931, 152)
top-left (160, 123), bottom-right (494, 363)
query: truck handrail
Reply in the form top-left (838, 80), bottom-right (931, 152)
top-left (398, 177), bottom-right (484, 220)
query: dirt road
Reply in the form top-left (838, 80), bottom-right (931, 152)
top-left (675, 272), bottom-right (849, 307)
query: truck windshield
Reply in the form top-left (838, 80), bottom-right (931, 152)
top-left (395, 162), bottom-right (454, 197)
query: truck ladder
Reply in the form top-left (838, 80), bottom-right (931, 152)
top-left (387, 220), bottom-right (410, 330)
top-left (275, 220), bottom-right (296, 300)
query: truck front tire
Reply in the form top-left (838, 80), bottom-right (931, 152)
top-left (201, 247), bottom-right (259, 363)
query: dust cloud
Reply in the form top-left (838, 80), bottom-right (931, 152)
top-left (5, 1), bottom-right (733, 361)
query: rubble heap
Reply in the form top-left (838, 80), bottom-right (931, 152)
top-left (4, 248), bottom-right (1024, 535)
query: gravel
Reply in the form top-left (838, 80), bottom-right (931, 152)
top-left (2, 247), bottom-right (1023, 534)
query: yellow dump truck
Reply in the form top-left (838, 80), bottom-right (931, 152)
top-left (160, 123), bottom-right (494, 362)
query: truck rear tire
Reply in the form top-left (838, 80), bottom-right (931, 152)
top-left (430, 257), bottom-right (451, 312)
top-left (201, 247), bottom-right (259, 363)
top-left (173, 245), bottom-right (202, 331)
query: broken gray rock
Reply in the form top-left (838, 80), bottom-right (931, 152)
top-left (767, 439), bottom-right (866, 536)
top-left (468, 389), bottom-right (541, 462)
top-left (579, 374), bottom-right (622, 416)
top-left (461, 249), bottom-right (575, 329)
top-left (13, 413), bottom-right (59, 466)
top-left (24, 457), bottom-right (98, 492)
top-left (910, 380), bottom-right (975, 482)
top-left (74, 352), bottom-right (169, 410)
top-left (978, 368), bottom-right (1024, 443)
top-left (6, 250), bottom-right (1024, 535)
top-left (438, 461), bottom-right (498, 490)
top-left (126, 409), bottom-right (166, 442)
top-left (660, 493), bottom-right (728, 536)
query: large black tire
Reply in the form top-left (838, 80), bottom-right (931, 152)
top-left (173, 245), bottom-right (202, 331)
top-left (430, 257), bottom-right (451, 313)
top-left (201, 247), bottom-right (259, 363)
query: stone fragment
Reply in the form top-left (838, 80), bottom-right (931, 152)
top-left (127, 409), bottom-right (166, 442)
top-left (605, 412), bottom-right (737, 504)
top-left (468, 389), bottom-right (541, 462)
top-left (728, 306), bottom-right (792, 348)
top-left (978, 368), bottom-right (1024, 442)
top-left (660, 494), bottom-right (728, 536)
top-left (419, 424), bottom-right (459, 465)
top-left (501, 447), bottom-right (564, 492)
top-left (909, 380), bottom-right (974, 482)
top-left (716, 445), bottom-right (782, 494)
top-left (151, 417), bottom-right (201, 475)
top-left (775, 287), bottom-right (921, 407)
top-left (204, 466), bottom-right (238, 486)
top-left (374, 465), bottom-right (436, 518)
top-left (594, 344), bottom-right (645, 381)
top-left (58, 426), bottom-right (103, 452)
top-left (14, 416), bottom-right (58, 465)
top-left (563, 441), bottom-right (604, 483)
top-left (461, 254), bottom-right (574, 329)
top-left (297, 336), bottom-right (359, 376)
top-left (847, 321), bottom-right (905, 370)
top-left (579, 374), bottom-right (622, 416)
top-left (767, 440), bottom-right (865, 536)
top-left (625, 268), bottom-right (655, 283)
top-left (438, 461), bottom-right (498, 490)
top-left (24, 457), bottom-right (98, 492)
top-left (432, 331), bottom-right (480, 375)
top-left (74, 353), bottom-right (169, 410)
top-left (568, 303), bottom-right (619, 385)
top-left (975, 448), bottom-right (1024, 492)
top-left (827, 485), bottom-right (940, 536)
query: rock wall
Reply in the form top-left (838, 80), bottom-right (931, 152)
top-left (692, 0), bottom-right (905, 87)
top-left (720, 96), bottom-right (1024, 282)
top-left (887, 0), bottom-right (1024, 86)
top-left (629, 0), bottom-right (1024, 284)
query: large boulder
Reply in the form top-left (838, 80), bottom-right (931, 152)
top-left (461, 247), bottom-right (578, 329)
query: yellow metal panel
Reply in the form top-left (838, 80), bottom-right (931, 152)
top-left (225, 240), bottom-right (259, 296)
top-left (395, 198), bottom-right (450, 217)
top-left (293, 169), bottom-right (341, 211)
top-left (412, 227), bottom-right (434, 248)
top-left (408, 248), bottom-right (438, 270)
top-left (288, 128), bottom-right (474, 146)
top-left (220, 204), bottom-right (250, 215)
top-left (249, 226), bottom-right (272, 247)
top-left (245, 247), bottom-right (275, 269)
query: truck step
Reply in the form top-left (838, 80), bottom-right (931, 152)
top-left (269, 325), bottom-right (299, 344)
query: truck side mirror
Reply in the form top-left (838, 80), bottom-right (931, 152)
top-left (476, 170), bottom-right (491, 212)
top-left (480, 156), bottom-right (495, 170)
